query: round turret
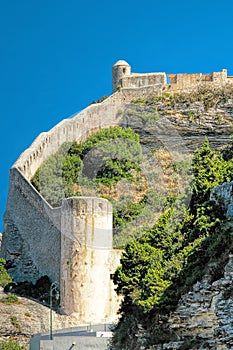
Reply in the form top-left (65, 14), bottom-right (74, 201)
top-left (112, 60), bottom-right (131, 93)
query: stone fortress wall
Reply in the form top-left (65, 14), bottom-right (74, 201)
top-left (13, 103), bottom-right (123, 180)
top-left (1, 102), bottom-right (125, 323)
top-left (167, 68), bottom-right (230, 91)
top-left (111, 60), bottom-right (233, 104)
top-left (2, 59), bottom-right (233, 323)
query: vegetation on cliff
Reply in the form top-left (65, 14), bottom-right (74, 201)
top-left (32, 126), bottom-right (142, 205)
top-left (0, 259), bottom-right (12, 288)
top-left (132, 84), bottom-right (233, 110)
top-left (32, 125), bottom-right (178, 247)
top-left (110, 138), bottom-right (233, 349)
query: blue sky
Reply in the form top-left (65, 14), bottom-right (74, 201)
top-left (1, 0), bottom-right (233, 231)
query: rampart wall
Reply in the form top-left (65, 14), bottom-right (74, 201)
top-left (2, 167), bottom-right (61, 283)
top-left (105, 84), bottom-right (163, 104)
top-left (121, 72), bottom-right (166, 89)
top-left (109, 68), bottom-right (233, 104)
top-left (167, 69), bottom-right (229, 91)
top-left (1, 101), bottom-right (125, 321)
top-left (3, 65), bottom-right (232, 285)
top-left (14, 102), bottom-right (123, 181)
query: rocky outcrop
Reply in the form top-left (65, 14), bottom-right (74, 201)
top-left (150, 254), bottom-right (233, 349)
top-left (123, 98), bottom-right (233, 152)
top-left (210, 181), bottom-right (233, 219)
top-left (145, 181), bottom-right (233, 350)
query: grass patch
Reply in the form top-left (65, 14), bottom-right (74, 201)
top-left (10, 316), bottom-right (22, 333)
top-left (1, 293), bottom-right (19, 305)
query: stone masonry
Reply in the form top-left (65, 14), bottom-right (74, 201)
top-left (60, 197), bottom-right (121, 322)
top-left (111, 60), bottom-right (233, 103)
top-left (1, 102), bottom-right (125, 323)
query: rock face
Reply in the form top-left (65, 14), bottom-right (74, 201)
top-left (210, 181), bottom-right (233, 219)
top-left (122, 98), bottom-right (233, 152)
top-left (150, 254), bottom-right (233, 349)
top-left (144, 182), bottom-right (233, 350)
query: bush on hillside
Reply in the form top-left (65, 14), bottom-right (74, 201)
top-left (0, 259), bottom-right (12, 288)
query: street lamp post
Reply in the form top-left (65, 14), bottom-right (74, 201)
top-left (49, 281), bottom-right (60, 340)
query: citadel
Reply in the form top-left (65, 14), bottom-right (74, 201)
top-left (1, 60), bottom-right (233, 325)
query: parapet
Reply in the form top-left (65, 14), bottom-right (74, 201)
top-left (167, 69), bottom-right (228, 91)
top-left (12, 102), bottom-right (124, 181)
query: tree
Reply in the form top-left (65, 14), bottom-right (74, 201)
top-left (191, 138), bottom-right (227, 207)
top-left (114, 241), bottom-right (170, 312)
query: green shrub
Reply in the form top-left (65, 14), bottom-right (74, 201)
top-left (10, 316), bottom-right (22, 333)
top-left (1, 293), bottom-right (19, 305)
top-left (0, 340), bottom-right (24, 350)
top-left (131, 98), bottom-right (145, 106)
top-left (32, 126), bottom-right (142, 207)
top-left (0, 259), bottom-right (12, 287)
top-left (90, 95), bottom-right (109, 104)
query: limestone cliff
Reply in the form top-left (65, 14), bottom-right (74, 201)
top-left (123, 91), bottom-right (233, 152)
top-left (162, 182), bottom-right (233, 348)
top-left (110, 182), bottom-right (233, 350)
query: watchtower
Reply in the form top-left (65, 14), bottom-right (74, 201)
top-left (112, 60), bottom-right (131, 93)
